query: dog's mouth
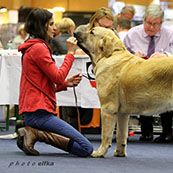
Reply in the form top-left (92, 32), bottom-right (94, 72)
top-left (74, 32), bottom-right (92, 58)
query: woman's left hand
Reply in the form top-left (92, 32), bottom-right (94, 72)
top-left (66, 73), bottom-right (82, 87)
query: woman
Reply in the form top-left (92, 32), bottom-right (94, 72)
top-left (17, 8), bottom-right (93, 157)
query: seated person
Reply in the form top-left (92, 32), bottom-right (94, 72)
top-left (113, 4), bottom-right (135, 29)
top-left (116, 17), bottom-right (131, 41)
top-left (12, 24), bottom-right (28, 49)
top-left (123, 4), bottom-right (173, 142)
top-left (51, 17), bottom-right (76, 55)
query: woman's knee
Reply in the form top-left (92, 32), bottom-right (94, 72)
top-left (83, 144), bottom-right (93, 157)
top-left (78, 143), bottom-right (93, 157)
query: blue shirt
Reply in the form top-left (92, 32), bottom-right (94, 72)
top-left (123, 24), bottom-right (173, 56)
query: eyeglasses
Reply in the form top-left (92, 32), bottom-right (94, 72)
top-left (144, 20), bottom-right (161, 28)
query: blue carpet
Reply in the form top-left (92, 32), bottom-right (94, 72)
top-left (0, 127), bottom-right (173, 173)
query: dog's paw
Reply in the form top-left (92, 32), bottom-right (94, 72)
top-left (91, 150), bottom-right (105, 158)
top-left (114, 150), bottom-right (127, 157)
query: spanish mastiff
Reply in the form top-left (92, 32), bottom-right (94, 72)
top-left (74, 26), bottom-right (173, 157)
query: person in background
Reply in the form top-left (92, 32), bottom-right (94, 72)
top-left (124, 4), bottom-right (173, 142)
top-left (51, 17), bottom-right (76, 55)
top-left (116, 17), bottom-right (131, 41)
top-left (12, 24), bottom-right (28, 49)
top-left (54, 23), bottom-right (61, 37)
top-left (75, 7), bottom-right (117, 51)
top-left (88, 7), bottom-right (115, 31)
top-left (16, 8), bottom-right (93, 157)
top-left (113, 4), bottom-right (135, 30)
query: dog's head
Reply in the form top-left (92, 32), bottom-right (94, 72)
top-left (74, 25), bottom-right (126, 65)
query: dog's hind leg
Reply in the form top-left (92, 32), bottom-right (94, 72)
top-left (114, 113), bottom-right (130, 157)
top-left (92, 109), bottom-right (116, 158)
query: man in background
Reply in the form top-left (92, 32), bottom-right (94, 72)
top-left (124, 4), bottom-right (173, 142)
top-left (113, 5), bottom-right (135, 29)
top-left (116, 17), bottom-right (131, 41)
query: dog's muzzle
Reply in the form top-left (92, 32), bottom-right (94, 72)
top-left (74, 32), bottom-right (83, 44)
top-left (74, 32), bottom-right (91, 57)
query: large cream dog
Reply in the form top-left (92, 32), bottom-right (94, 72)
top-left (74, 26), bottom-right (173, 158)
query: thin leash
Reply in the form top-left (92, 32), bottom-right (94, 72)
top-left (73, 86), bottom-right (81, 133)
top-left (72, 74), bottom-right (96, 133)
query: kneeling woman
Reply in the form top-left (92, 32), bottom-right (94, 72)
top-left (17, 8), bottom-right (93, 157)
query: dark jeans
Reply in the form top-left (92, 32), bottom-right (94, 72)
top-left (24, 109), bottom-right (93, 157)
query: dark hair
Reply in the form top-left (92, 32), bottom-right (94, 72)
top-left (25, 8), bottom-right (53, 41)
top-left (117, 17), bottom-right (131, 30)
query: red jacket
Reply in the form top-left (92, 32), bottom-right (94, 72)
top-left (18, 39), bottom-right (74, 115)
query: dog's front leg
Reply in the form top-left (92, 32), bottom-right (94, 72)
top-left (92, 110), bottom-right (116, 158)
top-left (114, 113), bottom-right (130, 157)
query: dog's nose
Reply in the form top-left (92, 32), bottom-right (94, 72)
top-left (74, 32), bottom-right (83, 43)
top-left (74, 32), bottom-right (82, 38)
top-left (74, 32), bottom-right (78, 38)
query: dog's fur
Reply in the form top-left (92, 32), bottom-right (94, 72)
top-left (75, 26), bottom-right (173, 157)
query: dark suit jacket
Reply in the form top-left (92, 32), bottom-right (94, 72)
top-left (51, 32), bottom-right (72, 55)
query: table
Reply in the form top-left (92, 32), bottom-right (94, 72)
top-left (0, 52), bottom-right (100, 108)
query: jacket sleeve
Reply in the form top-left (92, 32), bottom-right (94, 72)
top-left (55, 81), bottom-right (67, 92)
top-left (31, 43), bottom-right (75, 86)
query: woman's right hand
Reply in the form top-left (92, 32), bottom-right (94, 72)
top-left (66, 37), bottom-right (77, 55)
top-left (65, 73), bottom-right (82, 87)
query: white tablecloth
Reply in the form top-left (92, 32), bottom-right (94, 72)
top-left (0, 52), bottom-right (100, 108)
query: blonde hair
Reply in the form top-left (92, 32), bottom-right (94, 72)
top-left (17, 24), bottom-right (25, 35)
top-left (88, 7), bottom-right (114, 31)
top-left (58, 17), bottom-right (76, 33)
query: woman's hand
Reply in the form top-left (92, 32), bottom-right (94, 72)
top-left (66, 73), bottom-right (82, 87)
top-left (66, 37), bottom-right (77, 55)
top-left (75, 48), bottom-right (87, 55)
top-left (135, 50), bottom-right (143, 57)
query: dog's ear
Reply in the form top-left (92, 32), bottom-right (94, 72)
top-left (98, 35), bottom-right (115, 58)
